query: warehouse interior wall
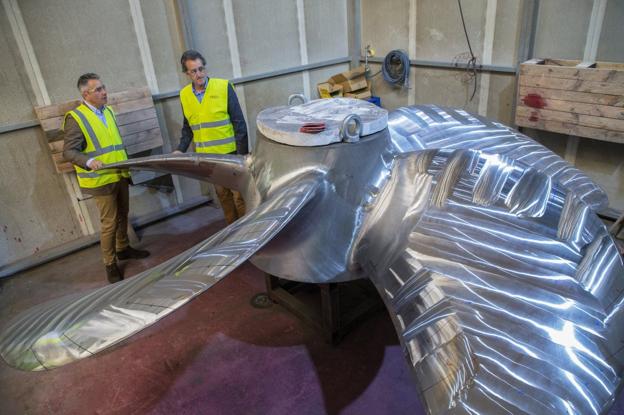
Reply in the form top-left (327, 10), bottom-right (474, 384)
top-left (361, 0), bottom-right (522, 119)
top-left (0, 0), bottom-right (621, 272)
top-left (361, 0), bottom-right (624, 214)
top-left (0, 0), bottom-right (350, 270)
top-left (529, 0), bottom-right (623, 212)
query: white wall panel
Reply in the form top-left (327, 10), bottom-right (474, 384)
top-left (415, 0), bottom-right (487, 62)
top-left (186, 0), bottom-right (234, 79)
top-left (232, 0), bottom-right (300, 75)
top-left (0, 6), bottom-right (38, 124)
top-left (361, 0), bottom-right (409, 58)
top-left (533, 0), bottom-right (593, 60)
top-left (597, 0), bottom-right (624, 62)
top-left (491, 0), bottom-right (522, 66)
top-left (413, 67), bottom-right (481, 113)
top-left (304, 0), bottom-right (349, 62)
top-left (140, 0), bottom-right (186, 93)
top-left (19, 0), bottom-right (146, 102)
top-left (485, 73), bottom-right (515, 125)
top-left (0, 128), bottom-right (83, 266)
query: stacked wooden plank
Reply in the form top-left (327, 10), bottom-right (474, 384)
top-left (34, 87), bottom-right (164, 173)
top-left (516, 59), bottom-right (624, 144)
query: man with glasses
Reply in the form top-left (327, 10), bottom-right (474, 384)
top-left (174, 50), bottom-right (248, 224)
top-left (63, 73), bottom-right (149, 284)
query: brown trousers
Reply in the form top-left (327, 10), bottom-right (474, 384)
top-left (93, 179), bottom-right (130, 265)
top-left (214, 185), bottom-right (245, 224)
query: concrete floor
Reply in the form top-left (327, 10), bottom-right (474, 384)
top-left (0, 204), bottom-right (622, 415)
top-left (0, 204), bottom-right (423, 415)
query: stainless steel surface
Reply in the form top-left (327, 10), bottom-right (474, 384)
top-left (287, 93), bottom-right (308, 106)
top-left (387, 106), bottom-right (608, 211)
top-left (109, 153), bottom-right (261, 208)
top-left (2, 100), bottom-right (622, 414)
top-left (340, 113), bottom-right (363, 142)
top-left (256, 98), bottom-right (387, 146)
top-left (359, 147), bottom-right (624, 414)
top-left (0, 174), bottom-right (321, 370)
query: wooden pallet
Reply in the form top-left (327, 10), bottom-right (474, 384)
top-left (515, 59), bottom-right (624, 144)
top-left (34, 87), bottom-right (164, 174)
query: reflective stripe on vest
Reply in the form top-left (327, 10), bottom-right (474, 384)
top-left (72, 109), bottom-right (126, 156)
top-left (195, 137), bottom-right (235, 148)
top-left (190, 119), bottom-right (232, 130)
top-left (77, 169), bottom-right (125, 179)
top-left (180, 78), bottom-right (236, 154)
top-left (77, 172), bottom-right (100, 178)
top-left (86, 144), bottom-right (126, 157)
top-left (65, 104), bottom-right (129, 189)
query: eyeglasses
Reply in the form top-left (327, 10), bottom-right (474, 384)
top-left (88, 85), bottom-right (106, 93)
top-left (186, 66), bottom-right (206, 75)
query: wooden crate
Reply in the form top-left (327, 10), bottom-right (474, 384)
top-left (34, 87), bottom-right (164, 174)
top-left (515, 58), bottom-right (624, 144)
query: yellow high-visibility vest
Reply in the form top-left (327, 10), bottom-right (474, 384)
top-left (63, 104), bottom-right (130, 189)
top-left (179, 78), bottom-right (236, 154)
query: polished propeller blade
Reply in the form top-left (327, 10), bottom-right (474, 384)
top-left (0, 174), bottom-right (322, 371)
top-left (360, 148), bottom-right (624, 415)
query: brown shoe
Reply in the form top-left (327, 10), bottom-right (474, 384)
top-left (116, 246), bottom-right (150, 260)
top-left (105, 263), bottom-right (124, 284)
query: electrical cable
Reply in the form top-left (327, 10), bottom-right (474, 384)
top-left (457, 0), bottom-right (478, 101)
top-left (382, 50), bottom-right (410, 88)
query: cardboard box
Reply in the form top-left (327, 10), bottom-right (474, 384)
top-left (327, 65), bottom-right (367, 84)
top-left (317, 82), bottom-right (343, 98)
top-left (328, 66), bottom-right (368, 93)
top-left (337, 76), bottom-right (368, 93)
top-left (317, 65), bottom-right (371, 99)
top-left (344, 89), bottom-right (372, 100)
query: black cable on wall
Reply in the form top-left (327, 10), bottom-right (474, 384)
top-left (457, 0), bottom-right (478, 101)
top-left (382, 49), bottom-right (410, 88)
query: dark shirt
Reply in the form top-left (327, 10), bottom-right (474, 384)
top-left (178, 79), bottom-right (249, 155)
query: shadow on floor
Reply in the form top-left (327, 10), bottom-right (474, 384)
top-left (0, 205), bottom-right (424, 415)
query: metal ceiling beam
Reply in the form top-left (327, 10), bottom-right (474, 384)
top-left (363, 56), bottom-right (516, 74)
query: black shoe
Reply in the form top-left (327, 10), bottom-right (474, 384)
top-left (116, 246), bottom-right (150, 260)
top-left (105, 263), bottom-right (124, 284)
